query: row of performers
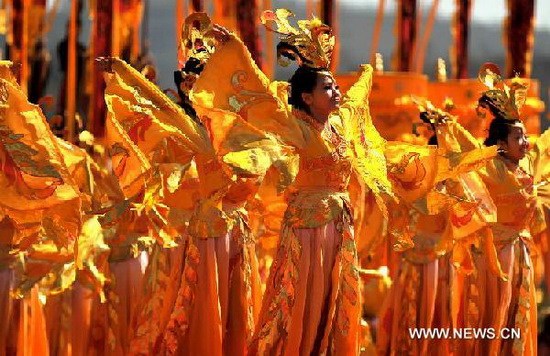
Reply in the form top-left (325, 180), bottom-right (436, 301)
top-left (1, 10), bottom-right (549, 356)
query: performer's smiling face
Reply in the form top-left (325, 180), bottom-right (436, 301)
top-left (500, 122), bottom-right (529, 162)
top-left (302, 72), bottom-right (341, 120)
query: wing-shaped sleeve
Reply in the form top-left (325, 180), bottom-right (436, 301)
top-left (441, 119), bottom-right (483, 151)
top-left (385, 141), bottom-right (496, 210)
top-left (337, 65), bottom-right (393, 211)
top-left (189, 35), bottom-right (302, 192)
top-left (104, 99), bottom-right (152, 199)
top-left (104, 58), bottom-right (212, 159)
top-left (527, 128), bottom-right (550, 187)
top-left (0, 78), bottom-right (82, 250)
top-left (347, 172), bottom-right (387, 258)
top-left (190, 34), bottom-right (306, 150)
top-left (0, 77), bottom-right (86, 297)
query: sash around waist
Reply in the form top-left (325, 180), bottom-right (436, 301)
top-left (284, 189), bottom-right (351, 229)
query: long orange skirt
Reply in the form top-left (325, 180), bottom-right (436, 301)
top-left (17, 287), bottom-right (49, 356)
top-left (377, 255), bottom-right (453, 355)
top-left (162, 221), bottom-right (261, 355)
top-left (106, 252), bottom-right (149, 355)
top-left (0, 269), bottom-right (17, 356)
top-left (466, 239), bottom-right (537, 356)
top-left (250, 212), bottom-right (361, 355)
top-left (44, 282), bottom-right (94, 355)
top-left (129, 244), bottom-right (186, 355)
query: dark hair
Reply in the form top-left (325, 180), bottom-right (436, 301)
top-left (277, 42), bottom-right (313, 68)
top-left (484, 116), bottom-right (522, 146)
top-left (174, 57), bottom-right (205, 121)
top-left (478, 94), bottom-right (506, 121)
top-left (419, 111), bottom-right (438, 146)
top-left (182, 57), bottom-right (204, 75)
top-left (288, 66), bottom-right (325, 113)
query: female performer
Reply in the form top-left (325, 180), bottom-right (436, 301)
top-left (190, 10), bottom-right (392, 354)
top-left (460, 63), bottom-right (549, 355)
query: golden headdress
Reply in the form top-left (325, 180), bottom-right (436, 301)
top-left (180, 12), bottom-right (215, 67)
top-left (261, 9), bottom-right (335, 69)
top-left (177, 13), bottom-right (215, 95)
top-left (477, 62), bottom-right (528, 121)
top-left (414, 98), bottom-right (454, 127)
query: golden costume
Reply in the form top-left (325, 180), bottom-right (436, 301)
top-left (455, 64), bottom-right (549, 356)
top-left (190, 10), bottom-right (392, 354)
top-left (0, 61), bottom-right (83, 356)
top-left (100, 51), bottom-right (286, 355)
top-left (377, 101), bottom-right (498, 356)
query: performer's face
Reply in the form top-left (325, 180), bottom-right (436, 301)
top-left (500, 122), bottom-right (529, 162)
top-left (302, 73), bottom-right (341, 120)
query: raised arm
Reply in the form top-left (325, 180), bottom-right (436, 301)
top-left (341, 64), bottom-right (376, 109)
top-left (337, 65), bottom-right (393, 211)
top-left (190, 32), bottom-right (306, 149)
top-left (526, 128), bottom-right (550, 185)
top-left (100, 57), bottom-right (211, 154)
top-left (440, 118), bottom-right (483, 151)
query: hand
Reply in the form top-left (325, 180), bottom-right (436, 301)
top-left (209, 24), bottom-right (231, 44)
top-left (9, 62), bottom-right (22, 79)
top-left (436, 114), bottom-right (451, 126)
top-left (95, 57), bottom-right (115, 73)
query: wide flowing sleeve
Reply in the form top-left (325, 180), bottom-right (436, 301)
top-left (442, 119), bottom-right (483, 151)
top-left (0, 74), bottom-right (87, 298)
top-left (103, 58), bottom-right (227, 203)
top-left (526, 128), bottom-right (550, 209)
top-left (189, 35), bottom-right (302, 192)
top-left (347, 172), bottom-right (386, 258)
top-left (385, 137), bottom-right (496, 210)
top-left (104, 101), bottom-right (153, 199)
top-left (201, 107), bottom-right (298, 191)
top-left (15, 216), bottom-right (109, 300)
top-left (338, 65), bottom-right (393, 205)
top-left (104, 58), bottom-right (211, 154)
top-left (190, 34), bottom-right (306, 150)
top-left (0, 78), bottom-right (82, 249)
top-left (0, 60), bottom-right (18, 85)
top-left (105, 57), bottom-right (294, 191)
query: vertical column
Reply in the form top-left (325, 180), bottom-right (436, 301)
top-left (65, 0), bottom-right (78, 142)
top-left (191, 0), bottom-right (203, 12)
top-left (321, 0), bottom-right (338, 71)
top-left (236, 0), bottom-right (262, 68)
top-left (504, 0), bottom-right (534, 77)
top-left (452, 0), bottom-right (471, 79)
top-left (321, 0), bottom-right (334, 27)
top-left (89, 0), bottom-right (112, 137)
top-left (9, 0), bottom-right (28, 92)
top-left (175, 0), bottom-right (186, 67)
top-left (27, 0), bottom-right (48, 103)
top-left (395, 0), bottom-right (417, 72)
top-left (261, 0), bottom-right (274, 78)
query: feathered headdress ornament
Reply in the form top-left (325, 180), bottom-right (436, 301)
top-left (414, 98), bottom-right (454, 127)
top-left (177, 13), bottom-right (215, 94)
top-left (409, 97), bottom-right (455, 138)
top-left (261, 9), bottom-right (335, 69)
top-left (477, 62), bottom-right (528, 121)
top-left (180, 12), bottom-right (215, 67)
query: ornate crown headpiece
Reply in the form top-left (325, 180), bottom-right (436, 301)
top-left (176, 13), bottom-right (215, 94)
top-left (261, 9), bottom-right (334, 69)
top-left (411, 98), bottom-right (454, 136)
top-left (477, 62), bottom-right (528, 121)
top-left (180, 13), bottom-right (215, 69)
